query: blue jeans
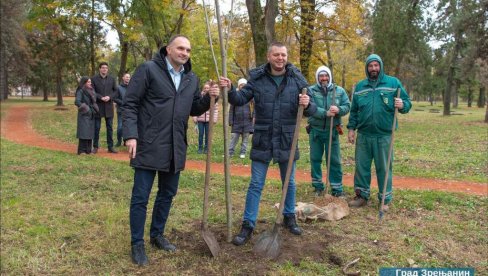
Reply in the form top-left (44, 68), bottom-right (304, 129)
top-left (243, 160), bottom-right (297, 228)
top-left (197, 122), bottom-right (209, 150)
top-left (94, 116), bottom-right (114, 149)
top-left (130, 168), bottom-right (180, 245)
top-left (116, 112), bottom-right (123, 144)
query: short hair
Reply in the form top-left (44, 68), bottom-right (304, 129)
top-left (167, 34), bottom-right (190, 46)
top-left (98, 62), bottom-right (109, 68)
top-left (267, 42), bottom-right (287, 53)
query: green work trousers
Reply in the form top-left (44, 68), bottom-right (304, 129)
top-left (309, 127), bottom-right (343, 195)
top-left (354, 133), bottom-right (393, 204)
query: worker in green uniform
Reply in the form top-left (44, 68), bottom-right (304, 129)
top-left (307, 66), bottom-right (350, 197)
top-left (347, 54), bottom-right (412, 211)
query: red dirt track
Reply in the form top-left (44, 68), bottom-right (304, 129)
top-left (2, 105), bottom-right (486, 196)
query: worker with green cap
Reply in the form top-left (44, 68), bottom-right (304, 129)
top-left (307, 65), bottom-right (350, 197)
top-left (347, 54), bottom-right (412, 211)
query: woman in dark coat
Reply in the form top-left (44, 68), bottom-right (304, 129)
top-left (74, 77), bottom-right (99, 154)
top-left (229, 78), bottom-right (254, 158)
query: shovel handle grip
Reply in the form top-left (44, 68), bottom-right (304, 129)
top-left (275, 88), bottom-right (308, 224)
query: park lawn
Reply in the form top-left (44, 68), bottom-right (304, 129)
top-left (1, 139), bottom-right (487, 275)
top-left (24, 98), bottom-right (488, 183)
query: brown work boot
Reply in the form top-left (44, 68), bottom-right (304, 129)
top-left (348, 196), bottom-right (367, 208)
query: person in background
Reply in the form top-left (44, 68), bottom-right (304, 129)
top-left (114, 73), bottom-right (131, 147)
top-left (229, 78), bottom-right (254, 159)
top-left (307, 65), bottom-right (350, 197)
top-left (192, 81), bottom-right (219, 154)
top-left (123, 35), bottom-right (220, 266)
top-left (347, 54), bottom-right (412, 211)
top-left (74, 77), bottom-right (99, 155)
top-left (219, 42), bottom-right (317, 246)
top-left (91, 62), bottom-right (118, 154)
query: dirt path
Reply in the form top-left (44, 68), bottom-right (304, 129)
top-left (2, 105), bottom-right (486, 196)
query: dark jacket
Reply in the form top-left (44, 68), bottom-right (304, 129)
top-left (91, 74), bottom-right (117, 118)
top-left (114, 83), bottom-right (128, 114)
top-left (229, 97), bottom-right (254, 134)
top-left (123, 46), bottom-right (212, 172)
top-left (74, 87), bottom-right (98, 139)
top-left (228, 63), bottom-right (317, 163)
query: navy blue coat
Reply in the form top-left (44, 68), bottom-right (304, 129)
top-left (229, 99), bottom-right (254, 134)
top-left (114, 83), bottom-right (128, 115)
top-left (123, 46), bottom-right (212, 172)
top-left (228, 63), bottom-right (317, 163)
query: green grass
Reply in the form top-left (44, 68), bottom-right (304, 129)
top-left (1, 139), bottom-right (487, 274)
top-left (25, 98), bottom-right (488, 183)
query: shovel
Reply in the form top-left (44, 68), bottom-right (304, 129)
top-left (325, 85), bottom-right (337, 194)
top-left (379, 88), bottom-right (401, 221)
top-left (202, 94), bottom-right (220, 257)
top-left (253, 88), bottom-right (308, 259)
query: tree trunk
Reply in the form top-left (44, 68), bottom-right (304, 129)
top-left (246, 0), bottom-right (276, 66)
top-left (325, 39), bottom-right (333, 76)
top-left (443, 42), bottom-right (461, 115)
top-left (56, 67), bottom-right (63, 106)
top-left (477, 86), bottom-right (486, 108)
top-left (443, 61), bottom-right (454, 115)
top-left (452, 78), bottom-right (460, 108)
top-left (42, 85), bottom-right (48, 101)
top-left (299, 0), bottom-right (316, 80)
top-left (341, 42), bottom-right (346, 88)
top-left (118, 31), bottom-right (129, 82)
top-left (485, 99), bottom-right (488, 123)
top-left (264, 0), bottom-right (278, 45)
top-left (0, 49), bottom-right (7, 101)
top-left (90, 0), bottom-right (96, 76)
top-left (443, 1), bottom-right (462, 116)
top-left (144, 47), bottom-right (152, 61)
top-left (467, 85), bottom-right (473, 107)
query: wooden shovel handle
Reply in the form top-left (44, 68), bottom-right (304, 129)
top-left (326, 85), bottom-right (337, 189)
top-left (379, 88), bottom-right (401, 219)
top-left (275, 88), bottom-right (308, 224)
top-left (203, 95), bottom-right (216, 230)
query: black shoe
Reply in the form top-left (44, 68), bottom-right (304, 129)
top-left (232, 222), bottom-right (253, 246)
top-left (150, 235), bottom-right (177, 252)
top-left (92, 148), bottom-right (98, 154)
top-left (108, 148), bottom-right (118, 154)
top-left (131, 244), bottom-right (148, 266)
top-left (283, 215), bottom-right (302, 235)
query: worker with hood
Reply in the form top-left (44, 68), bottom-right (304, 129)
top-left (347, 54), bottom-right (412, 211)
top-left (307, 65), bottom-right (350, 197)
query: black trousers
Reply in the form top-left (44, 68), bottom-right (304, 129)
top-left (78, 139), bottom-right (92, 154)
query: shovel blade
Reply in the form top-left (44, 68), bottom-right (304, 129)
top-left (253, 227), bottom-right (282, 259)
top-left (202, 229), bottom-right (221, 257)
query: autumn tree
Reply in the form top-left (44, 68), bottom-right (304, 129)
top-left (100, 0), bottom-right (135, 81)
top-left (25, 0), bottom-right (105, 105)
top-left (131, 0), bottom-right (196, 60)
top-left (0, 0), bottom-right (29, 101)
top-left (246, 0), bottom-right (278, 66)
